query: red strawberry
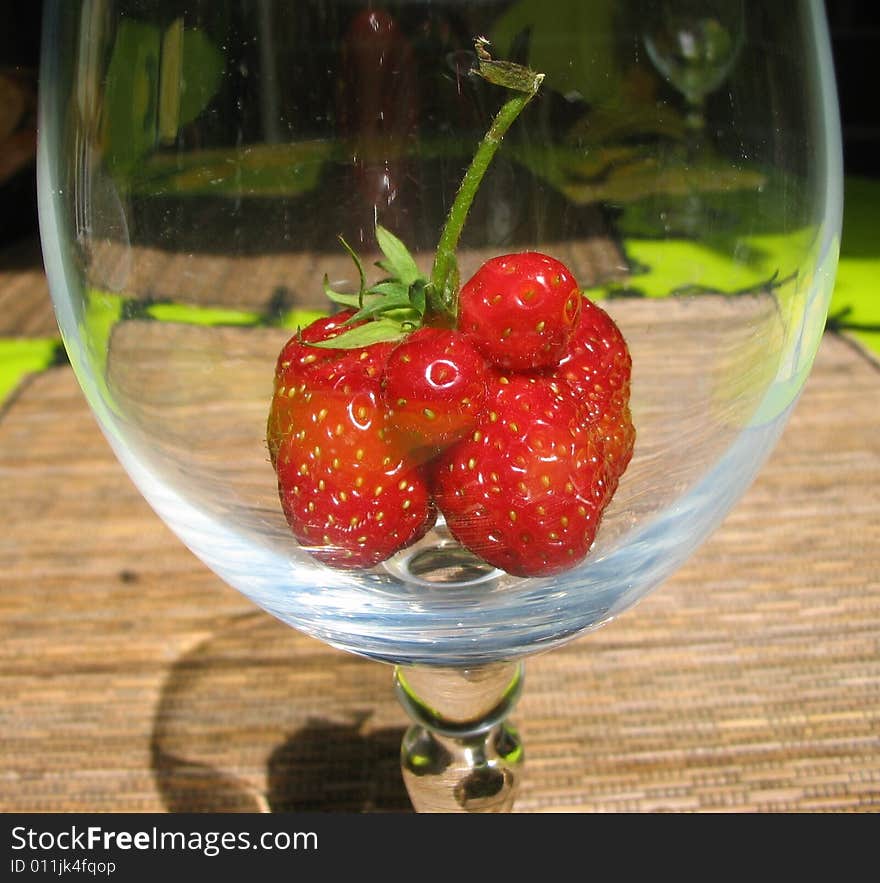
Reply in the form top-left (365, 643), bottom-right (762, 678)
top-left (549, 299), bottom-right (635, 497)
top-left (551, 298), bottom-right (632, 418)
top-left (432, 374), bottom-right (608, 577)
top-left (592, 403), bottom-right (635, 504)
top-left (268, 310), bottom-right (395, 466)
top-left (269, 312), bottom-right (435, 568)
top-left (381, 327), bottom-right (489, 452)
top-left (271, 309), bottom-right (395, 401)
top-left (265, 45), bottom-right (640, 575)
top-left (275, 387), bottom-right (435, 570)
top-left (458, 252), bottom-right (582, 371)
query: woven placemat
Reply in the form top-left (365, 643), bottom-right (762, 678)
top-left (0, 237), bottom-right (54, 336)
top-left (1, 328), bottom-right (877, 813)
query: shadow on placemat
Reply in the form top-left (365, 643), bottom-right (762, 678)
top-left (150, 612), bottom-right (410, 813)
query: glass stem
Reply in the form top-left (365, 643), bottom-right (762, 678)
top-left (684, 96), bottom-right (707, 164)
top-left (394, 662), bottom-right (524, 813)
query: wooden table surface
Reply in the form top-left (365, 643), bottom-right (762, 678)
top-left (1, 236), bottom-right (878, 813)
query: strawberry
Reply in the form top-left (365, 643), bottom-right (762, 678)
top-left (270, 310), bottom-right (356, 466)
top-left (551, 298), bottom-right (632, 419)
top-left (381, 327), bottom-right (489, 452)
top-left (549, 298), bottom-right (636, 498)
top-left (431, 374), bottom-right (608, 577)
top-left (593, 403), bottom-right (635, 504)
top-left (270, 315), bottom-right (435, 569)
top-left (273, 309), bottom-right (397, 396)
top-left (276, 410), bottom-right (435, 569)
top-left (267, 43), bottom-right (637, 576)
top-left (275, 389), bottom-right (435, 570)
top-left (458, 252), bottom-right (582, 371)
top-left (267, 220), bottom-right (439, 571)
top-left (267, 310), bottom-right (397, 467)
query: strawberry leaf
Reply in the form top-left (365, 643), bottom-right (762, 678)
top-left (367, 280), bottom-right (411, 300)
top-left (323, 274), bottom-right (372, 308)
top-left (410, 279), bottom-right (427, 317)
top-left (338, 235), bottom-right (367, 307)
top-left (309, 318), bottom-right (409, 349)
top-left (375, 224), bottom-right (421, 287)
top-left (347, 294), bottom-right (413, 323)
top-left (319, 224), bottom-right (431, 341)
top-left (381, 307), bottom-right (422, 328)
top-left (375, 258), bottom-right (397, 277)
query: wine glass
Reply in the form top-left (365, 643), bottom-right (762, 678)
top-left (640, 0), bottom-right (747, 237)
top-left (642, 0), bottom-right (746, 136)
top-left (38, 0), bottom-right (841, 812)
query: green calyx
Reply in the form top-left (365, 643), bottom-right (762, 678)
top-left (312, 40), bottom-right (544, 350)
top-left (315, 225), bottom-right (429, 349)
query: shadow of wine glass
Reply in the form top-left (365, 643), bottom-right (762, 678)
top-left (150, 611), bottom-right (411, 813)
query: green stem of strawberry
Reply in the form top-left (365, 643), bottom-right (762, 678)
top-left (429, 40), bottom-right (544, 321)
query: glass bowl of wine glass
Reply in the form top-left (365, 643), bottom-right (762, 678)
top-left (38, 0), bottom-right (841, 812)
